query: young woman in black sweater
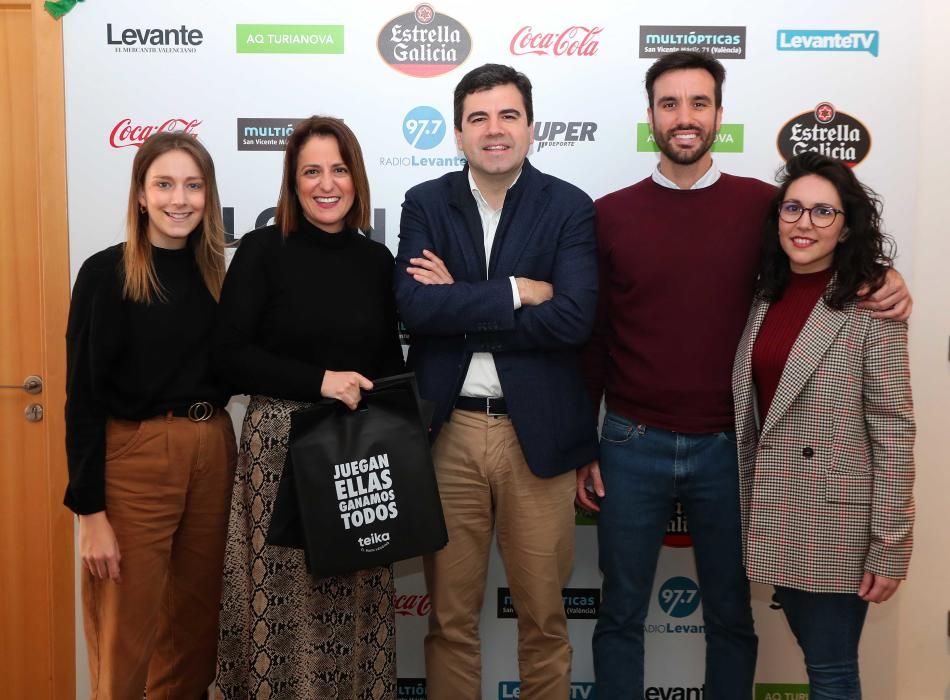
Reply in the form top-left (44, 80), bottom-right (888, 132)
top-left (65, 131), bottom-right (234, 697)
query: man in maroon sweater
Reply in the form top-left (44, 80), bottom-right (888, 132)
top-left (576, 51), bottom-right (911, 699)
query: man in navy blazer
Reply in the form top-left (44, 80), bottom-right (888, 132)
top-left (394, 63), bottom-right (598, 699)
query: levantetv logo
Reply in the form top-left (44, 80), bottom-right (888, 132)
top-left (777, 29), bottom-right (879, 57)
top-left (378, 4), bottom-right (471, 77)
top-left (637, 124), bottom-right (744, 153)
top-left (106, 23), bottom-right (203, 53)
top-left (236, 24), bottom-right (344, 54)
top-left (499, 681), bottom-right (595, 699)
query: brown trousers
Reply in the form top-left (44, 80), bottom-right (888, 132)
top-left (82, 413), bottom-right (236, 700)
top-left (423, 410), bottom-right (576, 700)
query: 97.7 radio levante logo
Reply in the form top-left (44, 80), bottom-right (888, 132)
top-left (402, 106), bottom-right (446, 149)
top-left (658, 576), bottom-right (701, 618)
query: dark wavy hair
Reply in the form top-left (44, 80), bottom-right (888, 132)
top-left (757, 152), bottom-right (894, 309)
top-left (645, 50), bottom-right (726, 108)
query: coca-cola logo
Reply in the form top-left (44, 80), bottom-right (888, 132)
top-left (109, 118), bottom-right (202, 149)
top-left (377, 5), bottom-right (471, 77)
top-left (394, 593), bottom-right (431, 617)
top-left (510, 25), bottom-right (602, 57)
top-left (776, 102), bottom-right (871, 167)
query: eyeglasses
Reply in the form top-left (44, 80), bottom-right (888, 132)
top-left (778, 201), bottom-right (845, 228)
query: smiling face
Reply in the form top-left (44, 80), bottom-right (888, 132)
top-left (137, 149), bottom-right (206, 249)
top-left (648, 68), bottom-right (722, 169)
top-left (778, 174), bottom-right (847, 274)
top-left (455, 82), bottom-right (533, 189)
top-left (295, 134), bottom-right (355, 233)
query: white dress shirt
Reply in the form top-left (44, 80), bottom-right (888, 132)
top-left (651, 161), bottom-right (721, 190)
top-left (459, 170), bottom-right (523, 398)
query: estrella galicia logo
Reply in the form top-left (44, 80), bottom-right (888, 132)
top-left (497, 587), bottom-right (599, 619)
top-left (397, 677), bottom-right (427, 698)
top-left (532, 121), bottom-right (598, 153)
top-left (777, 29), bottom-right (879, 57)
top-left (657, 576), bottom-right (701, 618)
top-left (499, 682), bottom-right (596, 699)
top-left (639, 25), bottom-right (746, 59)
top-left (237, 118), bottom-right (302, 151)
top-left (106, 23), bottom-right (203, 53)
top-left (663, 500), bottom-right (692, 547)
top-left (777, 102), bottom-right (871, 167)
top-left (403, 106), bottom-right (447, 150)
top-left (378, 4), bottom-right (471, 77)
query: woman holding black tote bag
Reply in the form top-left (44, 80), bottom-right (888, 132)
top-left (214, 116), bottom-right (404, 699)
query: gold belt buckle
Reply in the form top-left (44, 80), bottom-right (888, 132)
top-left (187, 401), bottom-right (214, 422)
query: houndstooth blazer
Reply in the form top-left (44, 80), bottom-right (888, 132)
top-left (732, 288), bottom-right (915, 593)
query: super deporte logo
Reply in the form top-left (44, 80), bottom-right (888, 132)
top-left (777, 29), bottom-right (879, 57)
top-left (532, 121), bottom-right (597, 153)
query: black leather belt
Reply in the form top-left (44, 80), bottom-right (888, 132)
top-left (167, 401), bottom-right (217, 422)
top-left (455, 396), bottom-right (507, 416)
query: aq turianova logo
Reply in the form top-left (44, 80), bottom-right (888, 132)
top-left (637, 124), bottom-right (744, 153)
top-left (236, 24), bottom-right (344, 54)
top-left (755, 683), bottom-right (810, 700)
top-left (106, 23), bottom-right (203, 53)
top-left (777, 29), bottom-right (879, 57)
top-left (499, 682), bottom-right (595, 698)
top-left (378, 4), bottom-right (472, 77)
top-left (533, 121), bottom-right (598, 153)
top-left (639, 25), bottom-right (746, 58)
top-left (497, 587), bottom-right (598, 619)
top-left (777, 102), bottom-right (871, 166)
top-left (237, 118), bottom-right (302, 152)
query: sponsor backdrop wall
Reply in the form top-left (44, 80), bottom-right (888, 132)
top-left (63, 1), bottom-right (919, 698)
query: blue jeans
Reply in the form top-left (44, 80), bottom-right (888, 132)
top-left (592, 413), bottom-right (757, 699)
top-left (773, 587), bottom-right (869, 700)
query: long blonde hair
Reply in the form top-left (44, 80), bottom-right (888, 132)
top-left (123, 132), bottom-right (226, 303)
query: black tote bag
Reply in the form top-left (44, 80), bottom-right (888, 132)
top-left (267, 373), bottom-right (446, 577)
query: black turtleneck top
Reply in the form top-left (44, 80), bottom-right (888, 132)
top-left (214, 219), bottom-right (404, 401)
top-left (64, 243), bottom-right (229, 514)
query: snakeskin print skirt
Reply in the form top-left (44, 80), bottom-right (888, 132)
top-left (215, 396), bottom-right (396, 699)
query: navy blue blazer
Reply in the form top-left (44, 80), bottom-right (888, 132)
top-left (394, 159), bottom-right (599, 478)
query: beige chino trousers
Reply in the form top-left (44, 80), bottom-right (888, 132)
top-left (423, 410), bottom-right (576, 700)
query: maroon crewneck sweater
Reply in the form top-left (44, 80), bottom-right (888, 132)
top-left (582, 173), bottom-right (776, 433)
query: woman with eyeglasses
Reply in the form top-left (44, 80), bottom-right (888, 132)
top-left (731, 152), bottom-right (915, 699)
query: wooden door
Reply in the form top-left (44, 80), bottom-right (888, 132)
top-left (0, 1), bottom-right (74, 696)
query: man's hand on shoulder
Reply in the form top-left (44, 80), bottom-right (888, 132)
top-left (515, 277), bottom-right (554, 306)
top-left (858, 267), bottom-right (912, 321)
top-left (407, 249), bottom-right (455, 285)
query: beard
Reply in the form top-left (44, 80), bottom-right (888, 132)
top-left (652, 124), bottom-right (716, 165)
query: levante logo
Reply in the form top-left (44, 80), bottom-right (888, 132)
top-left (378, 4), bottom-right (471, 77)
top-left (106, 23), bottom-right (203, 53)
top-left (777, 102), bottom-right (871, 166)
